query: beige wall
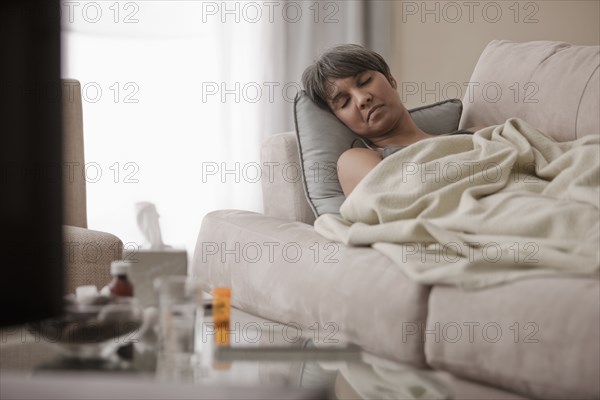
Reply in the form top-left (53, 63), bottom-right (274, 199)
top-left (391, 0), bottom-right (600, 109)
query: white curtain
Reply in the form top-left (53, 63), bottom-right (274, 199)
top-left (61, 0), bottom-right (390, 258)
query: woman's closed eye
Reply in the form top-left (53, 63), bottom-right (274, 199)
top-left (336, 75), bottom-right (372, 109)
top-left (330, 94), bottom-right (349, 109)
top-left (358, 77), bottom-right (371, 86)
top-left (340, 78), bottom-right (371, 108)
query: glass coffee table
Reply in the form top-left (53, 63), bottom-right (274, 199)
top-left (1, 306), bottom-right (455, 399)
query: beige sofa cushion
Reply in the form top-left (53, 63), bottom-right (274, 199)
top-left (459, 40), bottom-right (600, 142)
top-left (192, 210), bottom-right (430, 367)
top-left (425, 277), bottom-right (600, 399)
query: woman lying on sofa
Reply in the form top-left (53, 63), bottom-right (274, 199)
top-left (308, 43), bottom-right (599, 293)
top-left (301, 44), bottom-right (484, 196)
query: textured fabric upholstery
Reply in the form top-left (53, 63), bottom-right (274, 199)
top-left (60, 79), bottom-right (123, 294)
top-left (62, 79), bottom-right (87, 229)
top-left (426, 277), bottom-right (600, 399)
top-left (260, 132), bottom-right (315, 225)
top-left (459, 40), bottom-right (600, 141)
top-left (63, 225), bottom-right (123, 294)
top-left (192, 210), bottom-right (430, 367)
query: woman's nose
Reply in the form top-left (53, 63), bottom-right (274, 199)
top-left (356, 90), bottom-right (372, 109)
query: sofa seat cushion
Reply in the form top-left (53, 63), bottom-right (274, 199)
top-left (192, 210), bottom-right (431, 367)
top-left (425, 277), bottom-right (600, 399)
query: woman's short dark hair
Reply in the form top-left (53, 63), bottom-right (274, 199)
top-left (301, 44), bottom-right (392, 110)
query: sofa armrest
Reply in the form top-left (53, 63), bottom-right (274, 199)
top-left (63, 225), bottom-right (123, 294)
top-left (260, 132), bottom-right (316, 225)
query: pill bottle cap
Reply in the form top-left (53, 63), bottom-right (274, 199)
top-left (111, 260), bottom-right (131, 276)
top-left (213, 287), bottom-right (231, 298)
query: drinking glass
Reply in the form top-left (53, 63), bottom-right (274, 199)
top-left (154, 276), bottom-right (204, 356)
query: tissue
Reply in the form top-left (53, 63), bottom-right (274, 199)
top-left (128, 202), bottom-right (187, 308)
top-left (135, 201), bottom-right (167, 249)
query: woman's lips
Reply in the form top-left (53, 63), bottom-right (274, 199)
top-left (367, 104), bottom-right (384, 122)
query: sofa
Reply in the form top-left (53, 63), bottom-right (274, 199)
top-left (192, 40), bottom-right (599, 399)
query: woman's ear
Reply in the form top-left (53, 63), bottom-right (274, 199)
top-left (389, 76), bottom-right (397, 89)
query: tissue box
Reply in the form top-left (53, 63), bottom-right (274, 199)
top-left (124, 248), bottom-right (187, 308)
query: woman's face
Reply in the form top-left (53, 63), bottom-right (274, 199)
top-left (326, 70), bottom-right (407, 140)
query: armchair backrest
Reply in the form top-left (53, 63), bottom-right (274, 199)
top-left (62, 79), bottom-right (87, 228)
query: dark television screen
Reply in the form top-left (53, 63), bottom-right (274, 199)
top-left (0, 1), bottom-right (64, 326)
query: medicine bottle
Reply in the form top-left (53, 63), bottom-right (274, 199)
top-left (213, 287), bottom-right (231, 346)
top-left (109, 260), bottom-right (134, 297)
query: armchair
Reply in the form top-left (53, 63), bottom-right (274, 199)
top-left (0, 80), bottom-right (124, 371)
top-left (61, 79), bottom-right (123, 294)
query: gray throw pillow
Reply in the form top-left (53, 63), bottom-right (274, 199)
top-left (294, 91), bottom-right (462, 216)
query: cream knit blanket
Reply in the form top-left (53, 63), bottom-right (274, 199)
top-left (314, 118), bottom-right (600, 289)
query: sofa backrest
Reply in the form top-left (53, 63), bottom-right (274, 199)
top-left (459, 40), bottom-right (600, 141)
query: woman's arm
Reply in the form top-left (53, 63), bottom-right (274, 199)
top-left (337, 148), bottom-right (382, 197)
top-left (337, 128), bottom-right (485, 196)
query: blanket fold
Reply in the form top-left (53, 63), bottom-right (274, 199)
top-left (314, 118), bottom-right (600, 289)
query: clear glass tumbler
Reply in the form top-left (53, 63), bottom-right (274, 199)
top-left (154, 276), bottom-right (204, 357)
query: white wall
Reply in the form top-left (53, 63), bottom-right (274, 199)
top-left (391, 0), bottom-right (600, 109)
